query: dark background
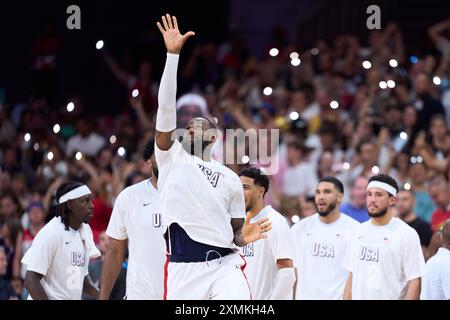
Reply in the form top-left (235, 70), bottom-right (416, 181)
top-left (0, 0), bottom-right (448, 114)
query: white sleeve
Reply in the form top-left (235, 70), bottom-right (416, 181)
top-left (228, 180), bottom-right (246, 219)
top-left (156, 53), bottom-right (179, 132)
top-left (106, 191), bottom-right (129, 241)
top-left (269, 267), bottom-right (296, 300)
top-left (21, 229), bottom-right (58, 276)
top-left (402, 230), bottom-right (426, 281)
top-left (342, 232), bottom-right (356, 272)
top-left (270, 219), bottom-right (295, 262)
top-left (441, 263), bottom-right (450, 299)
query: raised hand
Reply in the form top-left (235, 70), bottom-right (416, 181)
top-left (156, 14), bottom-right (195, 54)
top-left (241, 212), bottom-right (272, 244)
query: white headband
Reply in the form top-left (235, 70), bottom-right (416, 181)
top-left (58, 185), bottom-right (92, 204)
top-left (367, 181), bottom-right (397, 196)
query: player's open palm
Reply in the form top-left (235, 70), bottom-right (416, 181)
top-left (242, 212), bottom-right (272, 244)
top-left (156, 14), bottom-right (195, 54)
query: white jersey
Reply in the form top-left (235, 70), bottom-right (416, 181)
top-left (421, 247), bottom-right (450, 300)
top-left (106, 179), bottom-right (166, 299)
top-left (292, 213), bottom-right (359, 300)
top-left (21, 216), bottom-right (94, 300)
top-left (240, 206), bottom-right (295, 300)
top-left (155, 139), bottom-right (245, 248)
top-left (343, 217), bottom-right (426, 300)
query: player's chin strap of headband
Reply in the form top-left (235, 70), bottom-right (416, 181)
top-left (367, 181), bottom-right (397, 196)
top-left (58, 185), bottom-right (92, 204)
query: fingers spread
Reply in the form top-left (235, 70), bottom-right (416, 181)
top-left (258, 217), bottom-right (269, 225)
top-left (166, 14), bottom-right (173, 29)
top-left (162, 15), bottom-right (169, 30)
top-left (156, 21), bottom-right (165, 33)
top-left (172, 16), bottom-right (179, 30)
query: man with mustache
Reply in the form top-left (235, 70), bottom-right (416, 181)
top-left (292, 176), bottom-right (359, 299)
top-left (343, 174), bottom-right (426, 300)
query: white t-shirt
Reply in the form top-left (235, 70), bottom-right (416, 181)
top-left (106, 179), bottom-right (166, 300)
top-left (282, 163), bottom-right (317, 197)
top-left (343, 217), bottom-right (426, 300)
top-left (21, 216), bottom-right (92, 300)
top-left (292, 213), bottom-right (359, 300)
top-left (240, 206), bottom-right (295, 300)
top-left (421, 247), bottom-right (450, 300)
top-left (155, 139), bottom-right (245, 248)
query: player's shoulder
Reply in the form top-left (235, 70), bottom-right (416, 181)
top-left (391, 217), bottom-right (418, 235)
top-left (266, 206), bottom-right (290, 226)
top-left (339, 213), bottom-right (360, 226)
top-left (291, 214), bottom-right (318, 233)
top-left (35, 217), bottom-right (64, 241)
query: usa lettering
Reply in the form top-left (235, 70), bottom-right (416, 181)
top-left (71, 252), bottom-right (86, 267)
top-left (311, 243), bottom-right (334, 258)
top-left (242, 243), bottom-right (254, 257)
top-left (359, 246), bottom-right (379, 262)
top-left (197, 164), bottom-right (221, 188)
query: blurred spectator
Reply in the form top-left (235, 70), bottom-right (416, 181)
top-left (65, 116), bottom-right (106, 158)
top-left (0, 191), bottom-right (22, 222)
top-left (396, 189), bottom-right (433, 258)
top-left (282, 141), bottom-right (317, 197)
top-left (299, 195), bottom-right (316, 218)
top-left (409, 160), bottom-right (436, 223)
top-left (428, 176), bottom-right (450, 232)
top-left (341, 175), bottom-right (370, 222)
top-left (0, 246), bottom-right (18, 300)
top-left (0, 218), bottom-right (22, 280)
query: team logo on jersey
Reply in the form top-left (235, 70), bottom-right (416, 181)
top-left (242, 243), bottom-right (254, 257)
top-left (71, 252), bottom-right (86, 267)
top-left (311, 243), bottom-right (335, 258)
top-left (359, 246), bottom-right (379, 262)
top-left (152, 213), bottom-right (162, 228)
top-left (197, 164), bottom-right (222, 188)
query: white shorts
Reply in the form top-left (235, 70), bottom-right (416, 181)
top-left (164, 252), bottom-right (251, 300)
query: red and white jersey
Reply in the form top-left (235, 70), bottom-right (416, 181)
top-left (240, 206), bottom-right (295, 300)
top-left (155, 140), bottom-right (246, 249)
top-left (292, 213), bottom-right (359, 300)
top-left (107, 179), bottom-right (166, 299)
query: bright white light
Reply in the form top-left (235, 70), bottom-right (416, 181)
top-left (389, 59), bottom-right (398, 68)
top-left (379, 81), bottom-right (387, 89)
top-left (330, 100), bottom-right (339, 109)
top-left (310, 48), bottom-right (319, 55)
top-left (96, 40), bottom-right (104, 50)
top-left (371, 166), bottom-right (380, 174)
top-left (33, 143), bottom-right (39, 151)
top-left (109, 135), bottom-right (117, 144)
top-left (433, 76), bottom-right (441, 86)
top-left (291, 215), bottom-right (300, 224)
top-left (67, 102), bottom-right (75, 112)
top-left (404, 183), bottom-right (411, 191)
top-left (387, 80), bottom-right (396, 88)
top-left (289, 52), bottom-right (299, 60)
top-left (24, 133), bottom-right (31, 142)
top-left (263, 87), bottom-right (273, 96)
top-left (132, 89), bottom-right (139, 98)
top-left (289, 111), bottom-right (299, 121)
top-left (269, 48), bottom-right (279, 57)
top-left (75, 152), bottom-right (83, 161)
top-left (117, 147), bottom-right (126, 157)
top-left (399, 132), bottom-right (408, 140)
top-left (242, 156), bottom-right (250, 164)
top-left (47, 152), bottom-right (54, 161)
top-left (291, 58), bottom-right (301, 66)
top-left (343, 162), bottom-right (351, 170)
top-left (362, 60), bottom-right (372, 69)
top-left (53, 124), bottom-right (60, 134)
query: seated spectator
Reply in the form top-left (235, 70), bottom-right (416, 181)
top-left (428, 176), bottom-right (450, 233)
top-left (0, 246), bottom-right (18, 300)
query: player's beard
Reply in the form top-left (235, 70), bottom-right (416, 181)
top-left (182, 138), bottom-right (212, 157)
top-left (368, 206), bottom-right (388, 218)
top-left (317, 201), bottom-right (336, 217)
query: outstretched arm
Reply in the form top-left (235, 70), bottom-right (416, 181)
top-left (155, 14), bottom-right (195, 151)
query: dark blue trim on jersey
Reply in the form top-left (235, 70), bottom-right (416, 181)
top-left (167, 223), bottom-right (233, 263)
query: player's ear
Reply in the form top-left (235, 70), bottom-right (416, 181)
top-left (389, 195), bottom-right (396, 206)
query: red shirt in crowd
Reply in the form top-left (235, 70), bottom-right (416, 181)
top-left (89, 197), bottom-right (112, 244)
top-left (430, 204), bottom-right (450, 232)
